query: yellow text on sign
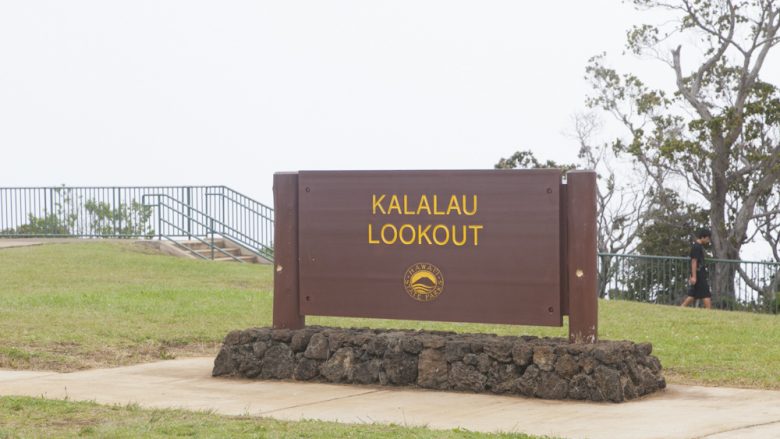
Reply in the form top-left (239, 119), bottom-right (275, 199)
top-left (371, 194), bottom-right (477, 216)
top-left (368, 223), bottom-right (483, 246)
top-left (368, 194), bottom-right (483, 246)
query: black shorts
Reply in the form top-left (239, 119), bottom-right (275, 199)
top-left (688, 277), bottom-right (711, 299)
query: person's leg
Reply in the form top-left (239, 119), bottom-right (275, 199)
top-left (701, 278), bottom-right (712, 309)
top-left (681, 296), bottom-right (695, 307)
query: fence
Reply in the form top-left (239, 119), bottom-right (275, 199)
top-left (0, 186), bottom-right (273, 259)
top-left (599, 253), bottom-right (780, 313)
top-left (2, 186), bottom-right (778, 312)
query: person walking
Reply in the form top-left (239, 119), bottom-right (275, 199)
top-left (681, 228), bottom-right (712, 309)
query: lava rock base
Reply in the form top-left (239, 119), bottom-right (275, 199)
top-left (212, 326), bottom-right (665, 402)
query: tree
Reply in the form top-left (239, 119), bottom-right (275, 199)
top-left (622, 189), bottom-right (710, 305)
top-left (586, 0), bottom-right (780, 301)
top-left (747, 183), bottom-right (780, 308)
top-left (496, 115), bottom-right (652, 256)
top-left (494, 150), bottom-right (577, 172)
top-left (570, 113), bottom-right (653, 257)
top-left (635, 189), bottom-right (709, 257)
top-left (496, 112), bottom-right (655, 296)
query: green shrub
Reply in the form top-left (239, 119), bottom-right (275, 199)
top-left (3, 213), bottom-right (74, 236)
top-left (84, 200), bottom-right (154, 238)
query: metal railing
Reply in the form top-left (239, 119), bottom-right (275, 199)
top-left (203, 186), bottom-right (274, 259)
top-left (598, 253), bottom-right (780, 313)
top-left (142, 193), bottom-right (272, 261)
top-left (4, 185), bottom-right (779, 310)
top-left (145, 195), bottom-right (248, 263)
top-left (0, 186), bottom-right (273, 261)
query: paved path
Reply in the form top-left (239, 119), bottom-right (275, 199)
top-left (1, 358), bottom-right (779, 439)
top-left (0, 238), bottom-right (117, 249)
top-left (0, 239), bottom-right (49, 249)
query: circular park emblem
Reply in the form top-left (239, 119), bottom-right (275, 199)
top-left (404, 262), bottom-right (444, 302)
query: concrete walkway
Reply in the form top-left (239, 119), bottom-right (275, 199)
top-left (0, 239), bottom-right (52, 249)
top-left (1, 358), bottom-right (780, 438)
top-left (0, 238), bottom-right (120, 249)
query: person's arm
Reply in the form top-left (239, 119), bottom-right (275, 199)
top-left (690, 257), bottom-right (698, 285)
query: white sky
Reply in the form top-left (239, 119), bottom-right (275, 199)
top-left (0, 1), bottom-right (777, 212)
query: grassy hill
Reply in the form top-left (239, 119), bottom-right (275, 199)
top-left (0, 241), bottom-right (778, 389)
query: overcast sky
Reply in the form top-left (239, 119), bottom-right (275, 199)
top-left (1, 1), bottom-right (777, 208)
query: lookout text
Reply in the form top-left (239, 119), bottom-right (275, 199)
top-left (368, 194), bottom-right (484, 246)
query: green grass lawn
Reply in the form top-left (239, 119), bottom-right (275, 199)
top-left (0, 396), bottom-right (543, 439)
top-left (0, 241), bottom-right (777, 438)
top-left (0, 241), bottom-right (778, 390)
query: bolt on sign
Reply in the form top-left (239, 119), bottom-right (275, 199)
top-left (273, 170), bottom-right (598, 343)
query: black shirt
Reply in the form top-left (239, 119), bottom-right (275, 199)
top-left (690, 242), bottom-right (706, 274)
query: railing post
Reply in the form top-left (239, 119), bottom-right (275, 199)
top-left (273, 173), bottom-right (304, 329)
top-left (112, 187), bottom-right (118, 237)
top-left (187, 187), bottom-right (192, 240)
top-left (48, 188), bottom-right (54, 234)
top-left (157, 202), bottom-right (162, 241)
top-left (221, 193), bottom-right (226, 236)
top-left (210, 218), bottom-right (215, 260)
top-left (566, 171), bottom-right (598, 343)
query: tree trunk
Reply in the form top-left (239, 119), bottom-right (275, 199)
top-left (597, 254), bottom-right (612, 298)
top-left (710, 258), bottom-right (738, 308)
top-left (708, 142), bottom-right (740, 302)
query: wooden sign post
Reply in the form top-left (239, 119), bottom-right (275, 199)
top-left (273, 169), bottom-right (597, 343)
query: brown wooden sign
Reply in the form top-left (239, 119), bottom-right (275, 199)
top-left (273, 169), bottom-right (598, 342)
